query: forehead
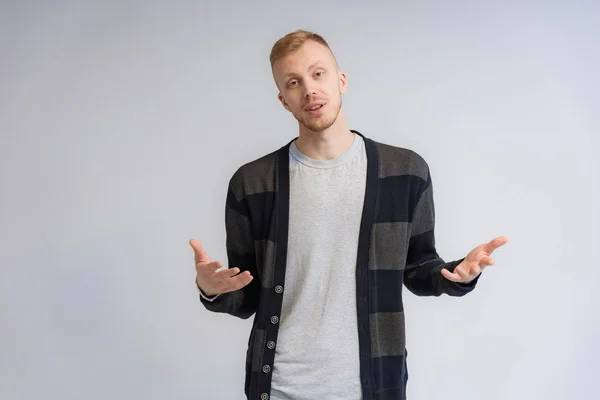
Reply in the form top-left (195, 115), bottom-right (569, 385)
top-left (273, 41), bottom-right (336, 78)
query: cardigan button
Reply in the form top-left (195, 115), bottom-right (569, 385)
top-left (260, 394), bottom-right (269, 400)
top-left (270, 316), bottom-right (279, 324)
top-left (267, 341), bottom-right (275, 349)
top-left (262, 365), bottom-right (271, 373)
top-left (275, 285), bottom-right (283, 294)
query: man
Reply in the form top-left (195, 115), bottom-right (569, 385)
top-left (191, 29), bottom-right (508, 400)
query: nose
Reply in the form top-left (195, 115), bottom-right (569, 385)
top-left (303, 82), bottom-right (318, 98)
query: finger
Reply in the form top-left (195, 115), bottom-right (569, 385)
top-left (208, 268), bottom-right (249, 287)
top-left (214, 267), bottom-right (242, 279)
top-left (441, 268), bottom-right (461, 282)
top-left (197, 260), bottom-right (223, 273)
top-left (454, 265), bottom-right (471, 280)
top-left (482, 236), bottom-right (509, 255)
top-left (222, 272), bottom-right (254, 292)
top-left (470, 265), bottom-right (482, 276)
top-left (190, 239), bottom-right (211, 264)
top-left (479, 256), bottom-right (494, 268)
top-left (215, 270), bottom-right (253, 292)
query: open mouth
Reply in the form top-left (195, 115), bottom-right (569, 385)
top-left (306, 104), bottom-right (325, 114)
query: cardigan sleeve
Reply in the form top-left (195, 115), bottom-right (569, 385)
top-left (198, 172), bottom-right (261, 319)
top-left (197, 283), bottom-right (221, 302)
top-left (403, 166), bottom-right (480, 297)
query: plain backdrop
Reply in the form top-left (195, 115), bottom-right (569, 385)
top-left (1, 1), bottom-right (598, 399)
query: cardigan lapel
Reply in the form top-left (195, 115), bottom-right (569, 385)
top-left (267, 130), bottom-right (379, 398)
top-left (352, 129), bottom-right (379, 399)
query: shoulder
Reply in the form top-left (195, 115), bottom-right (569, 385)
top-left (228, 147), bottom-right (280, 200)
top-left (369, 138), bottom-right (430, 182)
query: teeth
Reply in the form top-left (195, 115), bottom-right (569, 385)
top-left (310, 105), bottom-right (322, 110)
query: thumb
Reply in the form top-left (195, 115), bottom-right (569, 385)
top-left (189, 238), bottom-right (211, 264)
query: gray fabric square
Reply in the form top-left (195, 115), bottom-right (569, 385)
top-left (369, 222), bottom-right (410, 270)
top-left (376, 142), bottom-right (429, 181)
top-left (255, 239), bottom-right (276, 288)
top-left (411, 185), bottom-right (435, 237)
top-left (370, 312), bottom-right (406, 358)
top-left (230, 152), bottom-right (278, 200)
top-left (251, 329), bottom-right (266, 372)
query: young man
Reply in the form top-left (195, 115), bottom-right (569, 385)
top-left (191, 29), bottom-right (508, 400)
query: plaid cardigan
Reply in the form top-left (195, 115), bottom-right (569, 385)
top-left (200, 130), bottom-right (478, 400)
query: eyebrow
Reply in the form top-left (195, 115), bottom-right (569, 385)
top-left (283, 61), bottom-right (325, 79)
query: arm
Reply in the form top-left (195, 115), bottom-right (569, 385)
top-left (403, 167), bottom-right (479, 297)
top-left (198, 174), bottom-right (261, 319)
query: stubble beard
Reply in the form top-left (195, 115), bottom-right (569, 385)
top-left (295, 95), bottom-right (342, 133)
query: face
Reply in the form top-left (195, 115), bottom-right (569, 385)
top-left (272, 40), bottom-right (347, 132)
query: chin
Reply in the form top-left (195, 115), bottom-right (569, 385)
top-left (304, 119), bottom-right (335, 132)
top-left (298, 112), bottom-right (338, 132)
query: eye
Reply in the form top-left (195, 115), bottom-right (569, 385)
top-left (288, 80), bottom-right (297, 87)
top-left (315, 71), bottom-right (324, 77)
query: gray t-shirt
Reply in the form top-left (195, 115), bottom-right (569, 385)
top-left (269, 133), bottom-right (367, 400)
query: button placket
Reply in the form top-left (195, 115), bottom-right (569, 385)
top-left (261, 283), bottom-right (281, 400)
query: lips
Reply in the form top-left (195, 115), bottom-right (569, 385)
top-left (305, 102), bottom-right (326, 111)
top-left (305, 103), bottom-right (326, 116)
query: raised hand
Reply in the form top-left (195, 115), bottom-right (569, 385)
top-left (441, 236), bottom-right (509, 284)
top-left (190, 238), bottom-right (254, 297)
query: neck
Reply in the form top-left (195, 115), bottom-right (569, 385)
top-left (295, 109), bottom-right (355, 160)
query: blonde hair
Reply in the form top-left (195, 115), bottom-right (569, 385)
top-left (269, 29), bottom-right (337, 68)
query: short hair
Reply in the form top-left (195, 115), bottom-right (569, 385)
top-left (269, 29), bottom-right (337, 68)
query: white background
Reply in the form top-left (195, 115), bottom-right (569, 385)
top-left (1, 1), bottom-right (598, 399)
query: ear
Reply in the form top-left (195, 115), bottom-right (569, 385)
top-left (278, 92), bottom-right (291, 112)
top-left (338, 71), bottom-right (348, 94)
